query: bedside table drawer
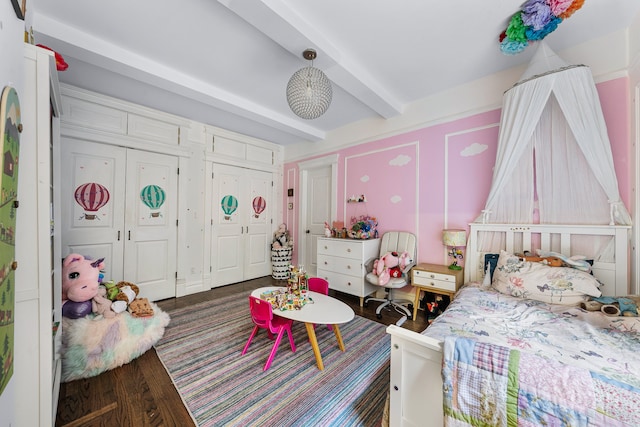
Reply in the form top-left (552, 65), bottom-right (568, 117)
top-left (413, 270), bottom-right (457, 292)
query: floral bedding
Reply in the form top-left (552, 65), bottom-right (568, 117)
top-left (424, 283), bottom-right (640, 425)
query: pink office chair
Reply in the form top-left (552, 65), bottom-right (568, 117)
top-left (241, 296), bottom-right (296, 371)
top-left (307, 277), bottom-right (332, 331)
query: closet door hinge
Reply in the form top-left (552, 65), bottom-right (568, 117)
top-left (177, 167), bottom-right (179, 175)
top-left (175, 271), bottom-right (178, 279)
top-left (176, 219), bottom-right (179, 226)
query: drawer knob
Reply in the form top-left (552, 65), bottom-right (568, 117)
top-left (324, 261), bottom-right (328, 265)
top-left (347, 249), bottom-right (351, 253)
top-left (347, 282), bottom-right (352, 286)
top-left (324, 246), bottom-right (328, 250)
top-left (347, 265), bottom-right (351, 269)
top-left (429, 274), bottom-right (435, 279)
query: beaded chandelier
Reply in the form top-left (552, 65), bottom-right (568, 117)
top-left (286, 49), bottom-right (332, 120)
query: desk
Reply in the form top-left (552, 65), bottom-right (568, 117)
top-left (251, 287), bottom-right (355, 370)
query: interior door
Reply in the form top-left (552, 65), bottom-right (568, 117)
top-left (211, 164), bottom-right (244, 286)
top-left (244, 168), bottom-right (272, 279)
top-left (60, 138), bottom-right (126, 281)
top-left (302, 165), bottom-right (332, 275)
top-left (61, 139), bottom-right (178, 301)
top-left (123, 149), bottom-right (178, 301)
top-left (211, 164), bottom-right (272, 287)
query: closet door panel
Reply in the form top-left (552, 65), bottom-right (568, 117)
top-left (211, 164), bottom-right (243, 286)
top-left (60, 139), bottom-right (125, 279)
top-left (123, 150), bottom-right (177, 301)
top-left (244, 169), bottom-right (272, 279)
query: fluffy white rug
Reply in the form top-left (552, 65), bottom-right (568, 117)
top-left (61, 303), bottom-right (170, 382)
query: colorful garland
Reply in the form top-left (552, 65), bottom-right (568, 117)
top-left (499, 0), bottom-right (585, 55)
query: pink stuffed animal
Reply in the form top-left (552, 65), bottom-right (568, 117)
top-left (372, 251), bottom-right (412, 286)
top-left (61, 254), bottom-right (105, 318)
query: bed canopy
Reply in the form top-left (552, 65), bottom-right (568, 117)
top-left (477, 42), bottom-right (631, 260)
top-left (479, 41), bottom-right (631, 227)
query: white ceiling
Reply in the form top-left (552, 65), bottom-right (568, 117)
top-left (29, 0), bottom-right (640, 146)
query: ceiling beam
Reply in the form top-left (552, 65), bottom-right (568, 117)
top-left (32, 11), bottom-right (327, 142)
top-left (217, 0), bottom-right (404, 119)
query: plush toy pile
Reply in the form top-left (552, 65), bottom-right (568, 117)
top-left (60, 253), bottom-right (169, 381)
top-left (272, 223), bottom-right (293, 249)
top-left (61, 253), bottom-right (154, 319)
top-left (370, 251), bottom-right (412, 286)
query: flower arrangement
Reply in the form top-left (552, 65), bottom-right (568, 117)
top-left (348, 215), bottom-right (378, 239)
top-left (499, 0), bottom-right (585, 55)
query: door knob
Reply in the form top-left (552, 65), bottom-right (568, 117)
top-left (306, 230), bottom-right (310, 234)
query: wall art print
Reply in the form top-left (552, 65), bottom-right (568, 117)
top-left (220, 194), bottom-right (238, 220)
top-left (252, 196), bottom-right (266, 218)
top-left (140, 184), bottom-right (166, 218)
top-left (74, 182), bottom-right (110, 220)
top-left (0, 86), bottom-right (21, 395)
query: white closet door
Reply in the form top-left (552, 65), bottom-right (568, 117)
top-left (211, 163), bottom-right (244, 286)
top-left (244, 168), bottom-right (272, 279)
top-left (60, 138), bottom-right (126, 281)
top-left (123, 149), bottom-right (178, 301)
top-left (210, 164), bottom-right (273, 286)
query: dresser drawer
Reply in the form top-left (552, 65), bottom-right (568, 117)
top-left (317, 254), bottom-right (363, 276)
top-left (412, 269), bottom-right (457, 292)
top-left (317, 239), bottom-right (363, 260)
top-left (317, 270), bottom-right (376, 298)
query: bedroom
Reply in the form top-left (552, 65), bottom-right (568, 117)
top-left (1, 1), bottom-right (640, 426)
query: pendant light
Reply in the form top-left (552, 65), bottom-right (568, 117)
top-left (286, 49), bottom-right (333, 120)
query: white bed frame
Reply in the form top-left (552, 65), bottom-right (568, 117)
top-left (386, 223), bottom-right (630, 427)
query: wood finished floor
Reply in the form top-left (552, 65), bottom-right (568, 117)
top-left (55, 276), bottom-right (429, 426)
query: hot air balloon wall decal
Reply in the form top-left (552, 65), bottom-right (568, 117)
top-left (140, 184), bottom-right (166, 218)
top-left (252, 196), bottom-right (266, 218)
top-left (220, 194), bottom-right (238, 221)
top-left (74, 182), bottom-right (110, 220)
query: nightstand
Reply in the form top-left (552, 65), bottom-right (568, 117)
top-left (411, 263), bottom-right (464, 320)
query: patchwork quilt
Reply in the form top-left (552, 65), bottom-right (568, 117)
top-left (443, 336), bottom-right (640, 426)
top-left (423, 284), bottom-right (640, 426)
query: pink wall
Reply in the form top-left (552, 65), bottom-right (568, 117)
top-left (284, 77), bottom-right (631, 267)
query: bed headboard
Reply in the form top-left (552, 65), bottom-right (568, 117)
top-left (465, 223), bottom-right (631, 296)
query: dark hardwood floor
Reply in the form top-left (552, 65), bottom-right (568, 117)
top-left (55, 276), bottom-right (429, 426)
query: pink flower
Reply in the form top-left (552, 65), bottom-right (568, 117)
top-left (547, 0), bottom-right (573, 16)
top-left (510, 277), bottom-right (524, 288)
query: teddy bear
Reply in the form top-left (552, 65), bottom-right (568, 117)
top-left (372, 251), bottom-right (413, 286)
top-left (91, 286), bottom-right (116, 319)
top-left (272, 223), bottom-right (292, 249)
top-left (128, 298), bottom-right (155, 318)
top-left (61, 254), bottom-right (105, 318)
top-left (108, 281), bottom-right (139, 313)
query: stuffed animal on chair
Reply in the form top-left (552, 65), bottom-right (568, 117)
top-left (372, 251), bottom-right (412, 286)
top-left (61, 254), bottom-right (105, 319)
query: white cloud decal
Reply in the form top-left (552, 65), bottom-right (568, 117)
top-left (461, 143), bottom-right (488, 157)
top-left (390, 195), bottom-right (402, 204)
top-left (389, 154), bottom-right (411, 166)
top-left (361, 175), bottom-right (370, 182)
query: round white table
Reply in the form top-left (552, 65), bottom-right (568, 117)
top-left (251, 287), bottom-right (355, 370)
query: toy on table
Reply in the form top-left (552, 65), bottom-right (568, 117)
top-left (61, 253), bottom-right (105, 319)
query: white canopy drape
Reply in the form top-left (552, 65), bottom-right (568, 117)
top-left (479, 42), bottom-right (631, 227)
top-left (476, 42), bottom-right (631, 260)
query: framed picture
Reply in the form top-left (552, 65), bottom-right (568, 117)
top-left (11, 0), bottom-right (25, 20)
top-left (287, 188), bottom-right (294, 197)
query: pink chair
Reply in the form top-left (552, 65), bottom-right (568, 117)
top-left (307, 277), bottom-right (332, 331)
top-left (241, 296), bottom-right (296, 371)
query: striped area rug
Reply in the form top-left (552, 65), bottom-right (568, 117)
top-left (155, 291), bottom-right (390, 427)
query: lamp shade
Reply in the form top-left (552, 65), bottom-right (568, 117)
top-left (442, 229), bottom-right (466, 247)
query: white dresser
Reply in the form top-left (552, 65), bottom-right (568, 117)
top-left (317, 237), bottom-right (380, 306)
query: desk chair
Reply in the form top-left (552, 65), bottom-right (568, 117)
top-left (242, 296), bottom-right (296, 371)
top-left (364, 231), bottom-right (416, 326)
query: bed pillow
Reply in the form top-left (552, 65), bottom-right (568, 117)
top-left (492, 250), bottom-right (602, 305)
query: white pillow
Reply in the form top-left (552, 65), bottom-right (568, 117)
top-left (492, 250), bottom-right (602, 305)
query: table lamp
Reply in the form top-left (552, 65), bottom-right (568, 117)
top-left (442, 229), bottom-right (466, 270)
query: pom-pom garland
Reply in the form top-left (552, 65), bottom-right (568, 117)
top-left (499, 0), bottom-right (585, 55)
